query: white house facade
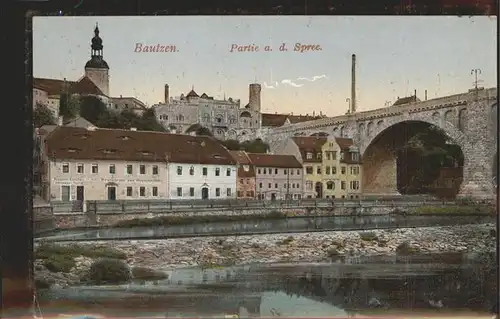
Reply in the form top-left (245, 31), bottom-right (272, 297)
top-left (48, 159), bottom-right (168, 201)
top-left (167, 163), bottom-right (237, 200)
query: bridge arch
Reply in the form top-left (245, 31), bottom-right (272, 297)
top-left (360, 113), bottom-right (471, 198)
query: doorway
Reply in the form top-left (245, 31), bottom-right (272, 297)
top-left (315, 182), bottom-right (323, 198)
top-left (271, 193), bottom-right (277, 200)
top-left (201, 187), bottom-right (209, 200)
top-left (107, 186), bottom-right (117, 200)
top-left (61, 185), bottom-right (70, 201)
top-left (74, 186), bottom-right (84, 211)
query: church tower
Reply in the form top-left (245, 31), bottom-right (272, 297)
top-left (84, 23), bottom-right (109, 96)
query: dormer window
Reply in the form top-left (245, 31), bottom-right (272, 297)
top-left (340, 152), bottom-right (345, 160)
top-left (65, 147), bottom-right (80, 153)
top-left (306, 152), bottom-right (312, 160)
top-left (213, 154), bottom-right (222, 159)
top-left (316, 152), bottom-right (322, 159)
top-left (140, 151), bottom-right (152, 156)
top-left (102, 149), bottom-right (117, 154)
top-left (243, 165), bottom-right (249, 171)
top-left (351, 152), bottom-right (359, 161)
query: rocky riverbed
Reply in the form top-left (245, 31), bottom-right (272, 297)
top-left (35, 223), bottom-right (496, 288)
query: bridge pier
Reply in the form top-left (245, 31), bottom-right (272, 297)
top-left (362, 146), bottom-right (401, 197)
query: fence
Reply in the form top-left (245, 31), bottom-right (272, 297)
top-left (50, 196), bottom-right (459, 215)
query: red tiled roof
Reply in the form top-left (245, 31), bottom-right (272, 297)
top-left (229, 150), bottom-right (256, 178)
top-left (247, 153), bottom-right (302, 168)
top-left (33, 77), bottom-right (104, 97)
top-left (335, 137), bottom-right (354, 150)
top-left (46, 126), bottom-right (237, 165)
top-left (261, 113), bottom-right (324, 127)
top-left (291, 136), bottom-right (327, 163)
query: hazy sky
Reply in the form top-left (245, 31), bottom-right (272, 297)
top-left (33, 16), bottom-right (496, 116)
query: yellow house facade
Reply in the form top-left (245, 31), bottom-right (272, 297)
top-left (321, 136), bottom-right (363, 199)
top-left (277, 136), bottom-right (362, 199)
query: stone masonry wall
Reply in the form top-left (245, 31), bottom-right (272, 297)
top-left (54, 202), bottom-right (446, 229)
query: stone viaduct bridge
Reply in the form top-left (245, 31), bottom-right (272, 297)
top-left (262, 88), bottom-right (498, 200)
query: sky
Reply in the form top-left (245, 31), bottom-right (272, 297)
top-left (33, 16), bottom-right (497, 117)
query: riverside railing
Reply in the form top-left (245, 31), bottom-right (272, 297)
top-left (50, 196), bottom-right (459, 214)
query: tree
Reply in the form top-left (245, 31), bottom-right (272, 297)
top-left (33, 103), bottom-right (56, 127)
top-left (186, 124), bottom-right (213, 136)
top-left (79, 95), bottom-right (108, 123)
top-left (138, 108), bottom-right (165, 132)
top-left (220, 138), bottom-right (269, 153)
top-left (58, 93), bottom-right (80, 121)
top-left (221, 139), bottom-right (241, 150)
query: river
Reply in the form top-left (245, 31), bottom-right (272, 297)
top-left (36, 252), bottom-right (497, 318)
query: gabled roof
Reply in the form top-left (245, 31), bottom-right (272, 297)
top-left (247, 153), bottom-right (302, 168)
top-left (292, 136), bottom-right (328, 150)
top-left (186, 89), bottom-right (199, 98)
top-left (229, 150), bottom-right (256, 178)
top-left (33, 76), bottom-right (104, 96)
top-left (46, 126), bottom-right (237, 165)
top-left (335, 137), bottom-right (354, 150)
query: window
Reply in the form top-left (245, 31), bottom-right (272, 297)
top-left (306, 166), bottom-right (313, 174)
top-left (290, 170), bottom-right (294, 175)
top-left (189, 166), bottom-right (195, 175)
top-left (332, 166), bottom-right (337, 174)
top-left (152, 187), bottom-right (158, 196)
top-left (226, 168), bottom-right (231, 176)
top-left (350, 181), bottom-right (360, 190)
top-left (177, 166), bottom-right (182, 175)
top-left (326, 152), bottom-right (331, 160)
top-left (259, 183), bottom-right (262, 188)
top-left (274, 168), bottom-right (278, 174)
top-left (340, 152), bottom-right (345, 160)
top-left (268, 183), bottom-right (271, 188)
top-left (327, 181), bottom-right (335, 190)
top-left (274, 183), bottom-right (278, 188)
top-left (341, 181), bottom-right (346, 190)
top-left (316, 152), bottom-right (322, 159)
top-left (316, 167), bottom-right (322, 174)
top-left (258, 168), bottom-right (261, 174)
top-left (341, 167), bottom-right (346, 174)
top-left (284, 169), bottom-right (287, 175)
top-left (176, 187), bottom-right (182, 197)
top-left (139, 187), bottom-right (145, 196)
top-left (326, 166), bottom-right (331, 175)
top-left (126, 187), bottom-right (133, 197)
top-left (189, 187), bottom-right (195, 196)
top-left (62, 163), bottom-right (69, 173)
top-left (306, 152), bottom-right (312, 159)
top-left (352, 152), bottom-right (359, 161)
top-left (226, 188), bottom-right (232, 196)
top-left (77, 163), bottom-right (84, 174)
top-left (284, 183), bottom-right (287, 188)
top-left (263, 168), bottom-right (267, 174)
top-left (297, 169), bottom-right (300, 175)
top-left (140, 165), bottom-right (146, 174)
top-left (332, 151), bottom-right (337, 160)
top-left (216, 188), bottom-right (221, 197)
top-left (306, 181), bottom-right (313, 190)
top-left (292, 184), bottom-right (295, 188)
top-left (215, 168), bottom-right (220, 176)
top-left (126, 165), bottom-right (133, 174)
top-left (152, 165), bottom-right (158, 175)
top-left (202, 167), bottom-right (208, 176)
top-left (91, 164), bottom-right (99, 174)
top-left (109, 164), bottom-right (116, 174)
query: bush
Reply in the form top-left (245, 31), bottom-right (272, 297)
top-left (395, 242), bottom-right (420, 255)
top-left (359, 232), bottom-right (378, 241)
top-left (88, 258), bottom-right (131, 284)
top-left (114, 211), bottom-right (287, 228)
top-left (35, 243), bottom-right (127, 274)
top-left (131, 267), bottom-right (169, 280)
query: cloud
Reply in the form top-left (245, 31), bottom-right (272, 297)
top-left (263, 81), bottom-right (279, 89)
top-left (281, 79), bottom-right (304, 88)
top-left (296, 75), bottom-right (328, 82)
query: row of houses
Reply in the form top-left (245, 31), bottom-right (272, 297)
top-left (34, 124), bottom-right (363, 202)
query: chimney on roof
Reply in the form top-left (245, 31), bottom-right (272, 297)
top-left (57, 116), bottom-right (63, 126)
top-left (351, 54), bottom-right (357, 113)
top-left (164, 84), bottom-right (169, 104)
top-left (414, 89), bottom-right (417, 98)
top-left (130, 127), bottom-right (137, 131)
top-left (425, 90), bottom-right (428, 101)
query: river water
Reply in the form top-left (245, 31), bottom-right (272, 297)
top-left (37, 253), bottom-right (497, 318)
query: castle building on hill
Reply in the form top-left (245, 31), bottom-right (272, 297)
top-left (153, 84), bottom-right (263, 141)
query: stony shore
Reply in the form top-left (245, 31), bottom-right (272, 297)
top-left (35, 223), bottom-right (496, 288)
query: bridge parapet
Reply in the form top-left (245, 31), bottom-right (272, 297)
top-left (269, 87), bottom-right (497, 135)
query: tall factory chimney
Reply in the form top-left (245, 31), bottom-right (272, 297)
top-left (351, 54), bottom-right (357, 113)
top-left (248, 83), bottom-right (261, 112)
top-left (164, 84), bottom-right (169, 104)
